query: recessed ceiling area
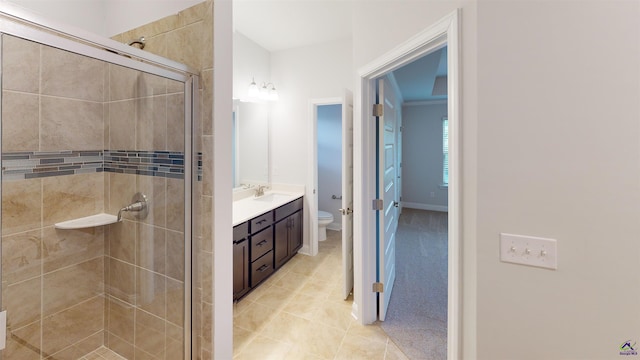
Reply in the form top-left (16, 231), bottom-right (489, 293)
top-left (392, 47), bottom-right (448, 102)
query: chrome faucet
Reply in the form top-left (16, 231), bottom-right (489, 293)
top-left (254, 185), bottom-right (267, 197)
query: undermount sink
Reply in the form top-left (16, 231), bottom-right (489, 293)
top-left (253, 193), bottom-right (291, 203)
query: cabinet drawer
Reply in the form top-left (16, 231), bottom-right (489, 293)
top-left (275, 197), bottom-right (303, 221)
top-left (250, 212), bottom-right (273, 233)
top-left (233, 222), bottom-right (249, 242)
top-left (251, 250), bottom-right (274, 287)
top-left (250, 226), bottom-right (273, 261)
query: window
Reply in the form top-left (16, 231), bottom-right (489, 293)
top-left (442, 117), bottom-right (449, 186)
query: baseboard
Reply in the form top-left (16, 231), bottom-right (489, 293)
top-left (402, 202), bottom-right (448, 212)
top-left (298, 245), bottom-right (311, 256)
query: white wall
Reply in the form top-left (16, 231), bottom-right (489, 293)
top-left (402, 102), bottom-right (448, 210)
top-left (233, 31), bottom-right (271, 101)
top-left (475, 1), bottom-right (640, 358)
top-left (6, 0), bottom-right (201, 37)
top-left (270, 38), bottom-right (352, 184)
top-left (357, 0), bottom-right (640, 358)
top-left (353, 1), bottom-right (478, 356)
top-left (317, 104), bottom-right (342, 230)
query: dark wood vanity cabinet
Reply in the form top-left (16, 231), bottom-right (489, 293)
top-left (275, 199), bottom-right (303, 268)
top-left (233, 196), bottom-right (303, 301)
top-left (233, 222), bottom-right (250, 300)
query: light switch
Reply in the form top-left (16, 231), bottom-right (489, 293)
top-left (500, 233), bottom-right (557, 270)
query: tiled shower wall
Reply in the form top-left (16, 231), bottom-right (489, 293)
top-left (111, 1), bottom-right (214, 358)
top-left (1, 27), bottom-right (189, 360)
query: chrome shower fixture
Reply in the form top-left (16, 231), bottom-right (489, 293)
top-left (117, 192), bottom-right (149, 221)
top-left (127, 36), bottom-right (146, 49)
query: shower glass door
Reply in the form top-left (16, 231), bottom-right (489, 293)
top-left (0, 28), bottom-right (192, 360)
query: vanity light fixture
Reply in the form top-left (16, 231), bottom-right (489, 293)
top-left (248, 77), bottom-right (278, 101)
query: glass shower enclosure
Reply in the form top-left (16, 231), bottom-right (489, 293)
top-left (0, 7), bottom-right (198, 360)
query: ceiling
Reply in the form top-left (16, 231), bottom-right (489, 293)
top-left (233, 1), bottom-right (447, 102)
top-left (233, 0), bottom-right (352, 52)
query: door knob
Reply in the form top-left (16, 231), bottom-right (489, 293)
top-left (393, 201), bottom-right (399, 208)
top-left (339, 208), bottom-right (353, 215)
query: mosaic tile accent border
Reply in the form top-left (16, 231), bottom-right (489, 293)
top-left (1, 150), bottom-right (201, 181)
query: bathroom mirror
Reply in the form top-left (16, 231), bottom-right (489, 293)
top-left (233, 99), bottom-right (269, 188)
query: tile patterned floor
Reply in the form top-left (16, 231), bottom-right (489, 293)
top-left (80, 346), bottom-right (127, 360)
top-left (233, 230), bottom-right (410, 360)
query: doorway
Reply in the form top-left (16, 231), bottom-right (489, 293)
top-left (353, 9), bottom-right (461, 359)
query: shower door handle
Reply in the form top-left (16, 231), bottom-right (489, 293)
top-left (339, 208), bottom-right (353, 215)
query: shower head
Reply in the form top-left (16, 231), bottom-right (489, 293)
top-left (127, 36), bottom-right (145, 50)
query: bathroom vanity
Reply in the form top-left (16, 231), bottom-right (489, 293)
top-left (232, 192), bottom-right (303, 300)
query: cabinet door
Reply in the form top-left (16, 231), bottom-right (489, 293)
top-left (233, 238), bottom-right (249, 300)
top-left (289, 211), bottom-right (302, 253)
top-left (275, 218), bottom-right (289, 269)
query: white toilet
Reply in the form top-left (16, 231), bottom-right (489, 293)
top-left (318, 210), bottom-right (334, 241)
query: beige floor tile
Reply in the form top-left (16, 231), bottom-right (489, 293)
top-left (233, 325), bottom-right (257, 354)
top-left (270, 270), bottom-right (311, 292)
top-left (253, 284), bottom-right (297, 311)
top-left (281, 293), bottom-right (322, 320)
top-left (259, 311), bottom-right (311, 345)
top-left (234, 303), bottom-right (278, 332)
top-left (297, 322), bottom-right (347, 359)
top-left (384, 339), bottom-right (411, 360)
top-left (312, 298), bottom-right (356, 331)
top-left (335, 331), bottom-right (387, 360)
top-left (284, 345), bottom-right (325, 360)
top-left (347, 322), bottom-right (390, 345)
top-left (233, 335), bottom-right (292, 360)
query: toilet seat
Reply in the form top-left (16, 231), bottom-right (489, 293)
top-left (318, 210), bottom-right (333, 220)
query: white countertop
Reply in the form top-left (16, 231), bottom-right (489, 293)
top-left (232, 190), bottom-right (304, 226)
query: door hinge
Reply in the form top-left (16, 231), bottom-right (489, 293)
top-left (400, 126), bottom-right (404, 132)
top-left (372, 282), bottom-right (384, 293)
top-left (372, 103), bottom-right (383, 117)
top-left (372, 199), bottom-right (383, 211)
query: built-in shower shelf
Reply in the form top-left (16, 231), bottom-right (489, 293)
top-left (54, 213), bottom-right (120, 229)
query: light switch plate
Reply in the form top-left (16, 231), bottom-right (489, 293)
top-left (500, 233), bottom-right (557, 270)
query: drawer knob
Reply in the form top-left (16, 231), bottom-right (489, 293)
top-left (257, 264), bottom-right (269, 272)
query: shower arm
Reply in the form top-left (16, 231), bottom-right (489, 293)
top-left (117, 192), bottom-right (149, 222)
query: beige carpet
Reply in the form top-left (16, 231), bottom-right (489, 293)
top-left (380, 209), bottom-right (448, 359)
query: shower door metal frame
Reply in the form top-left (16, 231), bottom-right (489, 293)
top-left (0, 3), bottom-right (199, 359)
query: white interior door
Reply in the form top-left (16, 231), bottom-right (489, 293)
top-left (341, 89), bottom-right (354, 300)
top-left (377, 77), bottom-right (398, 321)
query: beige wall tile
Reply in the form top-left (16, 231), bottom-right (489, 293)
top-left (201, 70), bottom-right (213, 135)
top-left (43, 257), bottom-right (104, 316)
top-left (106, 220), bottom-right (136, 264)
top-left (42, 296), bottom-right (104, 355)
top-left (108, 100), bottom-right (136, 150)
top-left (201, 196), bottom-right (212, 251)
top-left (199, 251), bottom-right (212, 304)
top-left (201, 302), bottom-right (212, 353)
top-left (48, 331), bottom-right (103, 360)
top-left (2, 91), bottom-right (39, 151)
top-left (167, 93), bottom-right (185, 152)
top-left (136, 268), bottom-right (166, 318)
top-left (166, 22), bottom-right (203, 71)
top-left (107, 258), bottom-right (135, 304)
top-left (4, 320), bottom-right (41, 360)
top-left (2, 179), bottom-right (42, 236)
top-left (42, 226), bottom-right (104, 273)
top-left (42, 172), bottom-right (104, 226)
top-left (166, 230), bottom-right (185, 280)
top-left (3, 277), bottom-right (41, 329)
top-left (41, 45), bottom-right (105, 102)
top-left (40, 96), bottom-right (103, 151)
top-left (1, 229), bottom-right (42, 284)
top-left (166, 277), bottom-right (184, 326)
top-left (109, 65), bottom-right (138, 101)
top-left (178, 1), bottom-right (206, 27)
top-left (200, 1), bottom-right (214, 71)
top-left (2, 35), bottom-right (40, 93)
top-left (134, 309), bottom-right (165, 357)
top-left (107, 332), bottom-right (134, 359)
top-left (107, 296), bottom-right (134, 342)
top-left (141, 33), bottom-right (168, 59)
top-left (136, 95), bottom-right (167, 150)
top-left (167, 78), bottom-right (184, 95)
top-left (107, 173), bottom-right (136, 215)
top-left (201, 136), bottom-right (213, 196)
top-left (136, 224), bottom-right (165, 274)
top-left (165, 321), bottom-right (184, 359)
top-left (166, 178), bottom-right (185, 232)
top-left (136, 175), bottom-right (166, 227)
top-left (137, 71), bottom-right (167, 98)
